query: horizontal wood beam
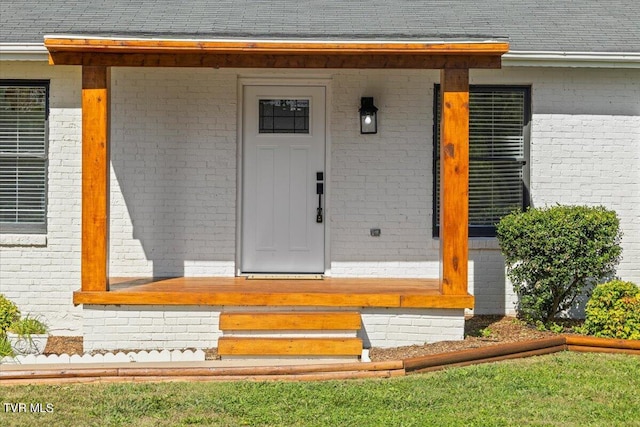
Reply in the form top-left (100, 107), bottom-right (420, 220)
top-left (74, 290), bottom-right (399, 307)
top-left (73, 290), bottom-right (474, 309)
top-left (45, 37), bottom-right (509, 56)
top-left (49, 52), bottom-right (503, 69)
top-left (70, 276), bottom-right (474, 308)
top-left (400, 294), bottom-right (474, 309)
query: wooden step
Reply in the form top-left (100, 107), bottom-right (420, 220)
top-left (218, 311), bottom-right (363, 358)
top-left (219, 311), bottom-right (361, 331)
top-left (218, 337), bottom-right (363, 356)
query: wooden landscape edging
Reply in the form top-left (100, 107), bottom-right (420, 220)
top-left (402, 335), bottom-right (640, 374)
top-left (565, 335), bottom-right (640, 355)
top-left (1, 335), bottom-right (639, 385)
top-left (0, 361), bottom-right (404, 384)
top-left (403, 337), bottom-right (567, 373)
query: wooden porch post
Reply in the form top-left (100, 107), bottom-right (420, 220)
top-left (439, 68), bottom-right (469, 295)
top-left (81, 66), bottom-right (110, 291)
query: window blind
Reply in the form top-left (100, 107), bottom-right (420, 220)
top-left (434, 86), bottom-right (529, 237)
top-left (0, 83), bottom-right (48, 232)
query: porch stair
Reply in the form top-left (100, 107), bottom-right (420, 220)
top-left (218, 311), bottom-right (363, 359)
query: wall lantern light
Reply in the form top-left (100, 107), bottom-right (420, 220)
top-left (359, 97), bottom-right (378, 134)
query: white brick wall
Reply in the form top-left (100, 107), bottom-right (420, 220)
top-left (469, 244), bottom-right (517, 315)
top-left (109, 68), bottom-right (237, 277)
top-left (472, 67), bottom-right (640, 290)
top-left (2, 62), bottom-right (638, 348)
top-left (0, 62), bottom-right (83, 335)
top-left (329, 70), bottom-right (437, 276)
top-left (330, 67), bottom-right (639, 314)
top-left (81, 305), bottom-right (462, 351)
top-left (82, 305), bottom-right (222, 351)
top-left (360, 308), bottom-right (465, 348)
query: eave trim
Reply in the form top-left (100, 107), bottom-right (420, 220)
top-left (0, 44), bottom-right (49, 61)
top-left (43, 35), bottom-right (510, 56)
top-left (8, 40), bottom-right (639, 68)
top-left (504, 51), bottom-right (640, 68)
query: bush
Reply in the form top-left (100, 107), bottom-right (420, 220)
top-left (582, 280), bottom-right (640, 340)
top-left (496, 205), bottom-right (622, 324)
top-left (0, 336), bottom-right (14, 358)
top-left (7, 314), bottom-right (49, 336)
top-left (0, 294), bottom-right (21, 336)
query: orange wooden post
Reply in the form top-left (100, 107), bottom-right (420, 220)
top-left (81, 66), bottom-right (110, 291)
top-left (439, 68), bottom-right (470, 295)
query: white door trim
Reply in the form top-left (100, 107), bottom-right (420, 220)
top-left (236, 77), bottom-right (332, 275)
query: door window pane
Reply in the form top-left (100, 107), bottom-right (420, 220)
top-left (259, 100), bottom-right (309, 134)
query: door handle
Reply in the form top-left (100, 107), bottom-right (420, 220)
top-left (316, 172), bottom-right (324, 223)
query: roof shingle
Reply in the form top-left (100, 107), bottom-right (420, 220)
top-left (1, 0), bottom-right (639, 53)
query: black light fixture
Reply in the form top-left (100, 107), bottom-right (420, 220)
top-left (359, 97), bottom-right (378, 134)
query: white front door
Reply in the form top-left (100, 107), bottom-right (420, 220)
top-left (242, 85), bottom-right (326, 273)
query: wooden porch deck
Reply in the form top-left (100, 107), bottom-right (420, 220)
top-left (73, 277), bottom-right (474, 309)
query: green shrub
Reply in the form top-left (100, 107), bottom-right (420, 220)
top-left (582, 280), bottom-right (640, 340)
top-left (0, 335), bottom-right (14, 358)
top-left (496, 205), bottom-right (622, 324)
top-left (623, 297), bottom-right (640, 340)
top-left (0, 294), bottom-right (21, 336)
top-left (7, 314), bottom-right (48, 336)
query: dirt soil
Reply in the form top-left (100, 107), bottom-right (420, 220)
top-left (44, 316), bottom-right (577, 361)
top-left (44, 336), bottom-right (84, 356)
top-left (370, 315), bottom-right (558, 361)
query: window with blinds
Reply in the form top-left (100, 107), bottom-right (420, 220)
top-left (433, 86), bottom-right (530, 237)
top-left (0, 81), bottom-right (49, 233)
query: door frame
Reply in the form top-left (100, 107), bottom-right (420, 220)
top-left (236, 77), bottom-right (332, 276)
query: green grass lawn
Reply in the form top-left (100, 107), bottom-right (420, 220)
top-left (1, 352), bottom-right (639, 426)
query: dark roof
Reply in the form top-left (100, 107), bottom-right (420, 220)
top-left (1, 0), bottom-right (639, 53)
